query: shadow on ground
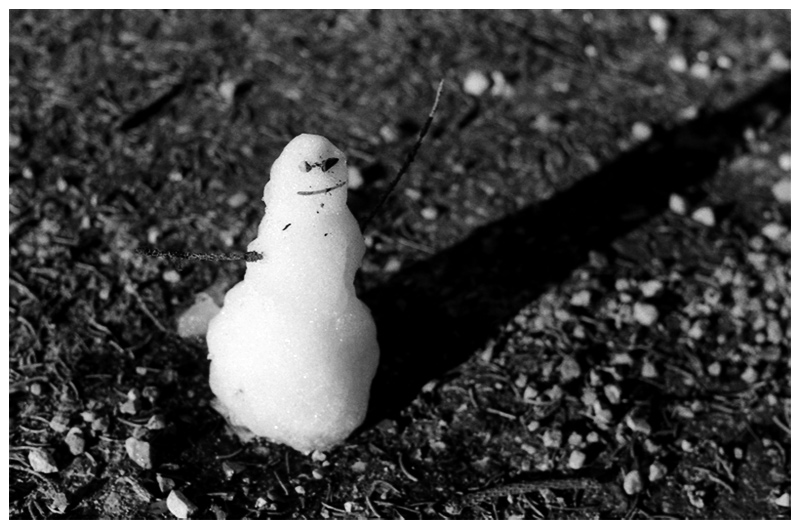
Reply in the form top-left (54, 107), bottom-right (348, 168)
top-left (362, 72), bottom-right (790, 428)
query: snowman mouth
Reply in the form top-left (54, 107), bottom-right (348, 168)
top-left (297, 180), bottom-right (347, 196)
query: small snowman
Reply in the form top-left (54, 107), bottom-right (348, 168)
top-left (206, 134), bottom-right (380, 454)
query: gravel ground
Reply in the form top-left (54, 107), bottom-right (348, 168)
top-left (9, 10), bottom-right (790, 519)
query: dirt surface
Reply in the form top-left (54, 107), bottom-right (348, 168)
top-left (8, 10), bottom-right (791, 519)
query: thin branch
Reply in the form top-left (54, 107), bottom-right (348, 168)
top-left (135, 246), bottom-right (263, 263)
top-left (360, 79), bottom-right (445, 231)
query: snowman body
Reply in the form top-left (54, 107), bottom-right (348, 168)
top-left (206, 134), bottom-right (379, 454)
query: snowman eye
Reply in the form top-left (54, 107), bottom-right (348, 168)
top-left (321, 158), bottom-right (339, 172)
top-left (300, 161), bottom-right (313, 173)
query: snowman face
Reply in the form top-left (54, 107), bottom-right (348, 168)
top-left (270, 134), bottom-right (349, 198)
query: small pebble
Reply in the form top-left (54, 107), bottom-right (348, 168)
top-left (221, 461), bottom-right (245, 480)
top-left (311, 450), bottom-right (327, 462)
top-left (163, 270), bottom-right (181, 283)
top-left (10, 132), bottom-right (21, 149)
top-left (641, 360), bottom-right (658, 378)
top-left (774, 492), bottom-right (790, 508)
top-left (65, 427), bottom-right (86, 455)
top-left (640, 280), bottom-right (663, 298)
top-left (741, 365), bottom-right (759, 384)
top-left (91, 416), bottom-right (109, 432)
top-left (680, 439), bottom-right (695, 452)
top-left (633, 302), bottom-right (659, 326)
top-left (761, 223), bottom-right (787, 241)
top-left (49, 413), bottom-right (70, 433)
top-left (120, 399), bottom-right (141, 415)
top-left (167, 489), bottom-right (197, 519)
top-left (669, 193), bottom-right (687, 215)
top-left (623, 470), bottom-right (643, 495)
top-left (649, 461), bottom-right (667, 482)
top-left (772, 179), bottom-right (790, 203)
top-left (463, 70), bottom-right (490, 96)
top-left (379, 124), bottom-right (398, 143)
top-left (490, 71), bottom-right (514, 98)
top-left (542, 429), bottom-right (563, 448)
top-left (707, 361), bottom-right (722, 377)
top-left (568, 450), bottom-right (586, 470)
top-left (29, 382), bottom-right (43, 396)
top-left (526, 420), bottom-right (540, 432)
top-left (570, 290), bottom-right (591, 307)
top-left (778, 152), bottom-right (790, 171)
top-left (420, 206), bottom-right (438, 220)
top-left (604, 384), bottom-right (622, 404)
top-left (669, 54), bottom-right (688, 72)
top-left (146, 414), bottom-right (167, 430)
top-left (28, 448), bottom-right (58, 473)
top-left (690, 62), bottom-right (711, 79)
top-left (351, 461), bottom-right (367, 473)
top-left (157, 473), bottom-right (176, 492)
top-left (523, 386), bottom-right (538, 403)
top-left (567, 432), bottom-right (583, 447)
top-left (218, 80), bottom-right (237, 104)
top-left (142, 386), bottom-right (159, 404)
top-left (691, 207), bottom-right (715, 227)
top-left (226, 192), bottom-right (248, 209)
top-left (648, 14), bottom-right (669, 42)
top-left (586, 432), bottom-right (599, 444)
top-left (767, 50), bottom-right (790, 71)
top-left (347, 166), bottom-right (364, 190)
top-left (625, 415), bottom-right (652, 435)
top-left (559, 357), bottom-right (582, 381)
top-left (716, 55), bottom-right (733, 69)
top-left (678, 105), bottom-right (699, 121)
top-left (125, 437), bottom-right (153, 469)
top-left (177, 293), bottom-right (222, 338)
top-left (631, 122), bottom-right (652, 142)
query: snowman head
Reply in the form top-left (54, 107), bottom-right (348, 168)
top-left (267, 134), bottom-right (349, 212)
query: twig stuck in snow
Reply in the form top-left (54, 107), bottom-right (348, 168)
top-left (361, 79), bottom-right (445, 231)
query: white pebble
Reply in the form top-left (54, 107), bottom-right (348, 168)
top-left (163, 270), bottom-right (181, 283)
top-left (649, 461), bottom-right (667, 482)
top-left (463, 70), bottom-right (490, 96)
top-left (761, 223), bottom-right (787, 241)
top-left (669, 194), bottom-right (687, 215)
top-left (778, 152), bottom-right (790, 171)
top-left (227, 192), bottom-right (248, 208)
top-left (768, 50), bottom-right (790, 71)
top-left (568, 450), bottom-right (586, 469)
top-left (633, 302), bottom-right (659, 326)
top-left (347, 166), bottom-right (364, 189)
top-left (28, 448), bottom-right (58, 473)
top-left (218, 80), bottom-right (237, 104)
top-left (690, 62), bottom-right (711, 79)
top-left (177, 293), bottom-right (221, 339)
top-left (640, 280), bottom-right (663, 298)
top-left (542, 429), bottom-right (562, 448)
top-left (523, 386), bottom-right (539, 403)
top-left (641, 360), bottom-right (658, 378)
top-left (421, 206), bottom-right (438, 220)
top-left (678, 106), bottom-right (699, 121)
top-left (707, 361), bottom-right (722, 377)
top-left (691, 207), bottom-right (715, 227)
top-left (570, 290), bottom-right (591, 307)
top-left (716, 55), bottom-right (733, 69)
top-left (680, 439), bottom-right (694, 452)
top-left (631, 122), bottom-right (652, 142)
top-left (604, 384), bottom-right (622, 405)
top-left (490, 71), bottom-right (514, 98)
top-left (623, 470), bottom-right (643, 495)
top-left (167, 489), bottom-right (197, 519)
top-left (669, 54), bottom-right (688, 73)
top-left (625, 415), bottom-right (652, 435)
top-left (774, 492), bottom-right (790, 508)
top-left (772, 178), bottom-right (791, 203)
top-left (648, 14), bottom-right (669, 42)
top-left (741, 365), bottom-right (758, 384)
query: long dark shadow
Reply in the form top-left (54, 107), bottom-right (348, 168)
top-left (361, 72), bottom-right (790, 427)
